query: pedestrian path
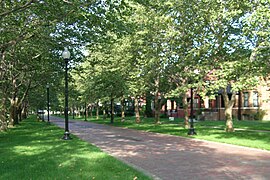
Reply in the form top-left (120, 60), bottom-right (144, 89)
top-left (50, 116), bottom-right (270, 180)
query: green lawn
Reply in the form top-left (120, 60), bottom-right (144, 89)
top-left (64, 115), bottom-right (270, 151)
top-left (0, 116), bottom-right (152, 180)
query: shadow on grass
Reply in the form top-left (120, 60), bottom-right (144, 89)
top-left (46, 115), bottom-right (270, 180)
top-left (0, 117), bottom-right (151, 180)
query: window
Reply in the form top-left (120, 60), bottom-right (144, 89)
top-left (253, 92), bottom-right (259, 107)
top-left (193, 98), bottom-right (199, 108)
top-left (244, 92), bottom-right (249, 107)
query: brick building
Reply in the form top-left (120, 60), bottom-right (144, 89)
top-left (162, 84), bottom-right (270, 121)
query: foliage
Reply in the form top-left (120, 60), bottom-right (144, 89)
top-left (0, 0), bottom-right (133, 129)
top-left (1, 0), bottom-right (270, 132)
top-left (254, 109), bottom-right (267, 121)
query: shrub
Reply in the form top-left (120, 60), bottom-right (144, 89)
top-left (254, 109), bottom-right (267, 121)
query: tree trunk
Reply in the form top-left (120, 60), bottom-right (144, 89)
top-left (103, 109), bottom-right (106, 120)
top-left (154, 93), bottom-right (161, 124)
top-left (0, 96), bottom-right (7, 131)
top-left (90, 105), bottom-right (93, 118)
top-left (18, 104), bottom-right (22, 122)
top-left (78, 107), bottom-right (81, 118)
top-left (134, 98), bottom-right (141, 123)
top-left (21, 102), bottom-right (27, 119)
top-left (154, 73), bottom-right (161, 124)
top-left (10, 98), bottom-right (19, 126)
top-left (145, 92), bottom-right (153, 117)
top-left (17, 79), bottom-right (31, 121)
top-left (121, 96), bottom-right (125, 122)
top-left (72, 105), bottom-right (75, 119)
top-left (96, 101), bottom-right (99, 120)
top-left (85, 102), bottom-right (88, 121)
top-left (222, 89), bottom-right (236, 132)
top-left (102, 102), bottom-right (107, 120)
top-left (183, 92), bottom-right (189, 129)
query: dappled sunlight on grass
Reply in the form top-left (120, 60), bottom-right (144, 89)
top-left (190, 128), bottom-right (270, 150)
top-left (0, 116), bottom-right (151, 180)
top-left (12, 145), bottom-right (49, 156)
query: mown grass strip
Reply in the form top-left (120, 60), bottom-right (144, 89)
top-left (0, 116), bottom-right (152, 180)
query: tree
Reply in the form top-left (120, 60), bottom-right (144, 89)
top-left (0, 0), bottom-right (133, 130)
top-left (196, 0), bottom-right (263, 132)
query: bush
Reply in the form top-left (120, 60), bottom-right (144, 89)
top-left (254, 109), bottom-right (267, 121)
top-left (160, 113), bottom-right (168, 118)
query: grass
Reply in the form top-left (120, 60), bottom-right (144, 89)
top-left (0, 116), bottom-right (152, 180)
top-left (59, 114), bottom-right (270, 151)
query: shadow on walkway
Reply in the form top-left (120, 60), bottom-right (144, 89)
top-left (50, 116), bottom-right (270, 180)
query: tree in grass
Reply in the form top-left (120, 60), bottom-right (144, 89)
top-left (0, 0), bottom-right (77, 127)
top-left (84, 39), bottom-right (130, 123)
top-left (0, 0), bottom-right (132, 130)
top-left (123, 2), bottom-right (174, 124)
top-left (157, 0), bottom-right (209, 128)
top-left (197, 0), bottom-right (267, 132)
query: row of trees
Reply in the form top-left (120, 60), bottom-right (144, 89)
top-left (1, 1), bottom-right (269, 133)
top-left (0, 0), bottom-right (130, 131)
top-left (71, 0), bottom-right (270, 132)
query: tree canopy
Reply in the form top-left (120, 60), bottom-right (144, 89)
top-left (1, 0), bottom-right (269, 132)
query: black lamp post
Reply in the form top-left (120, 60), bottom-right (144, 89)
top-left (46, 84), bottom-right (50, 122)
top-left (72, 104), bottom-right (75, 119)
top-left (188, 87), bottom-right (197, 135)
top-left (62, 47), bottom-right (72, 140)
top-left (84, 101), bottom-right (87, 121)
top-left (187, 69), bottom-right (200, 135)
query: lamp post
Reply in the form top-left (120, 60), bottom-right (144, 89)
top-left (62, 47), bottom-right (72, 140)
top-left (84, 101), bottom-right (87, 121)
top-left (188, 87), bottom-right (197, 135)
top-left (188, 69), bottom-right (199, 135)
top-left (46, 84), bottom-right (50, 122)
top-left (72, 104), bottom-right (75, 119)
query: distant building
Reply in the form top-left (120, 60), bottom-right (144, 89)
top-left (161, 83), bottom-right (270, 121)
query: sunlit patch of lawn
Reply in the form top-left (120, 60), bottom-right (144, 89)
top-left (0, 116), bottom-right (152, 180)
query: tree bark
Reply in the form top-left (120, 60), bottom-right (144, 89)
top-left (134, 98), bottom-right (141, 123)
top-left (145, 92), bottom-right (153, 117)
top-left (10, 98), bottom-right (19, 126)
top-left (103, 102), bottom-right (108, 119)
top-left (96, 101), bottom-right (99, 120)
top-left (90, 105), bottom-right (93, 118)
top-left (86, 103), bottom-right (89, 119)
top-left (154, 93), bottom-right (161, 124)
top-left (222, 89), bottom-right (236, 132)
top-left (18, 104), bottom-right (22, 121)
top-left (0, 96), bottom-right (7, 131)
top-left (72, 105), bottom-right (75, 119)
top-left (21, 101), bottom-right (28, 119)
top-left (103, 109), bottom-right (106, 120)
top-left (17, 78), bottom-right (31, 121)
top-left (183, 92), bottom-right (189, 129)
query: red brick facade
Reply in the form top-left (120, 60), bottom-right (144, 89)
top-left (162, 83), bottom-right (270, 121)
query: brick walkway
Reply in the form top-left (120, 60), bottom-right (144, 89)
top-left (50, 116), bottom-right (270, 180)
